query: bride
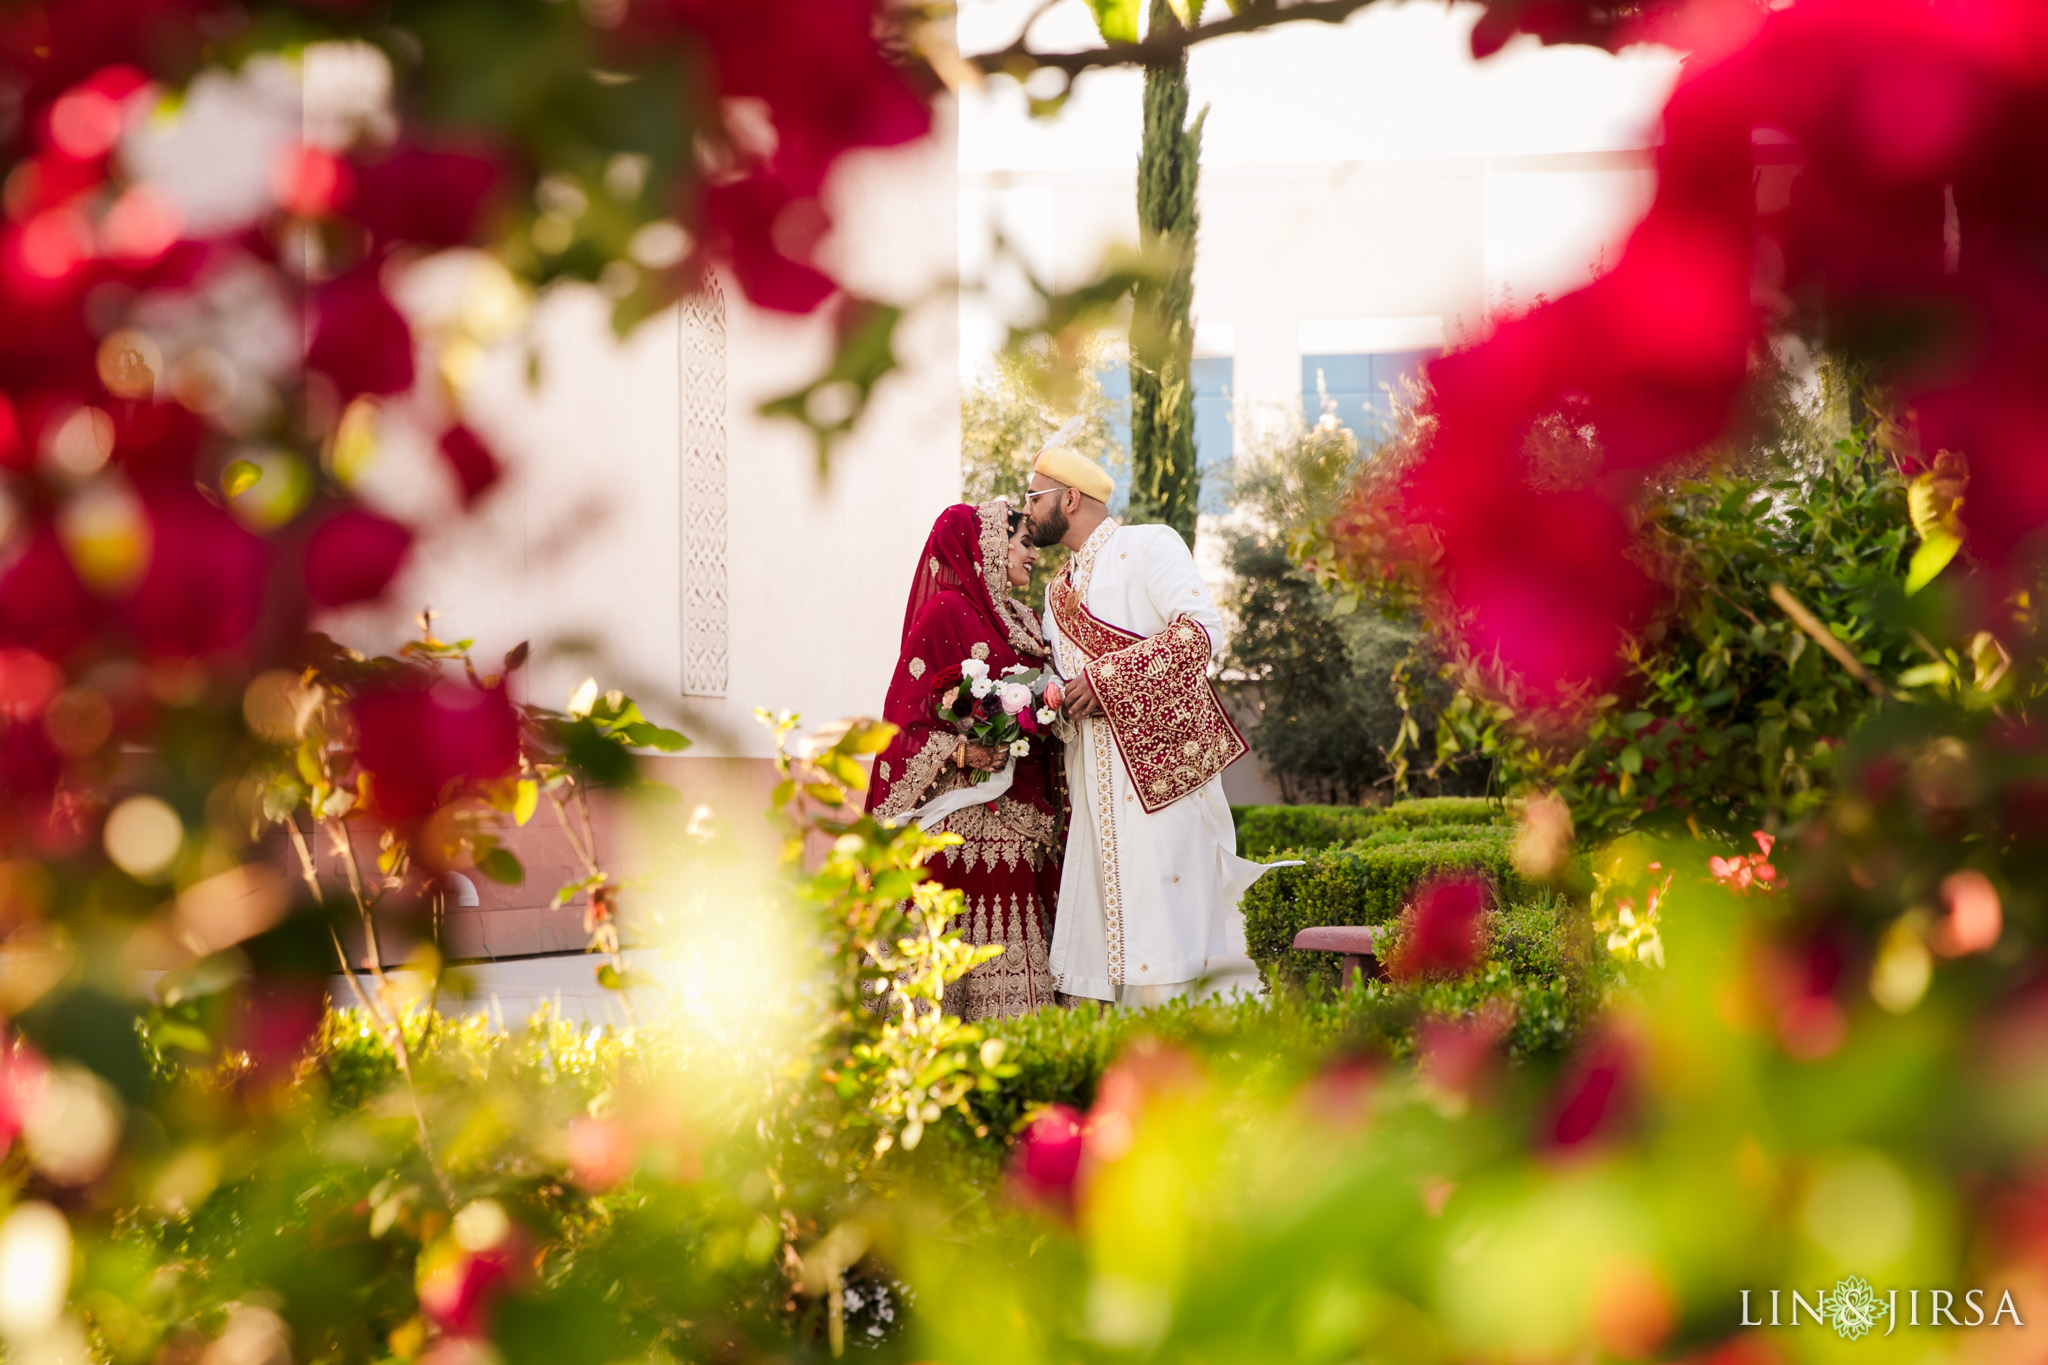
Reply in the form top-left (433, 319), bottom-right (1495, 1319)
top-left (865, 499), bottom-right (1063, 1018)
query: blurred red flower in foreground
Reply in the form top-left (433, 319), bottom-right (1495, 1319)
top-left (1008, 1103), bottom-right (1085, 1214)
top-left (567, 1115), bottom-right (636, 1192)
top-left (652, 0), bottom-right (932, 310)
top-left (304, 509), bottom-right (414, 609)
top-left (1386, 875), bottom-right (1492, 981)
top-left (1367, 0), bottom-right (2048, 700)
top-left (1549, 1027), bottom-right (1636, 1148)
top-left (308, 267), bottom-right (417, 400)
top-left (436, 425), bottom-right (503, 509)
top-left (351, 681), bottom-right (520, 827)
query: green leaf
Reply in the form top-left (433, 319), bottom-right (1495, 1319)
top-left (1905, 532), bottom-right (1961, 594)
top-left (1618, 745), bottom-right (1643, 776)
top-left (476, 847), bottom-right (524, 885)
top-left (222, 459), bottom-right (262, 498)
top-left (1086, 0), bottom-right (1140, 42)
top-left (620, 720), bottom-right (690, 752)
top-left (596, 963), bottom-right (655, 992)
top-left (551, 872), bottom-right (606, 910)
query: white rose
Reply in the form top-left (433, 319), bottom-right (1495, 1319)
top-left (1035, 707), bottom-right (1057, 725)
top-left (1009, 738), bottom-right (1030, 757)
top-left (997, 682), bottom-right (1032, 714)
top-left (1001, 664), bottom-right (1030, 676)
top-left (960, 658), bottom-right (989, 680)
top-left (970, 677), bottom-right (994, 698)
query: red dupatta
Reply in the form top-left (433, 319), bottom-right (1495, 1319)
top-left (867, 500), bottom-right (1048, 821)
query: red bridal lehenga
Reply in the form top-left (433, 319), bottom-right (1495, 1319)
top-left (865, 500), bottom-right (1063, 1019)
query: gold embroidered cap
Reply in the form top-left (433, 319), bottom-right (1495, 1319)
top-left (1031, 417), bottom-right (1113, 503)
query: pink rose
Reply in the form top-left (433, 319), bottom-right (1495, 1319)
top-left (1043, 678), bottom-right (1064, 711)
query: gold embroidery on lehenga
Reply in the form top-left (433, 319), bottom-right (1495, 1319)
top-left (908, 657), bottom-right (925, 678)
top-left (873, 729), bottom-right (961, 820)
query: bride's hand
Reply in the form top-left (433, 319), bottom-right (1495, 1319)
top-left (956, 741), bottom-right (1004, 771)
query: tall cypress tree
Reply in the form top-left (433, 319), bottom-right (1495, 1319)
top-left (1127, 0), bottom-right (1206, 546)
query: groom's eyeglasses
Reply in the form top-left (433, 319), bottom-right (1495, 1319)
top-left (1025, 486), bottom-right (1066, 501)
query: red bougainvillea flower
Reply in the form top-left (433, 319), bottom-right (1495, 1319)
top-left (436, 424), bottom-right (502, 509)
top-left (0, 526), bottom-right (100, 657)
top-left (121, 492), bottom-right (266, 657)
top-left (350, 680), bottom-right (520, 827)
top-left (1549, 1027), bottom-right (1636, 1148)
top-left (417, 1236), bottom-right (520, 1342)
top-left (698, 174), bottom-right (839, 314)
top-left (304, 508), bottom-right (413, 609)
top-left (230, 976), bottom-right (328, 1081)
top-left (348, 143), bottom-right (503, 250)
top-left (1378, 0), bottom-right (2048, 698)
top-left (1008, 1103), bottom-right (1085, 1215)
top-left (640, 0), bottom-right (932, 310)
top-left (307, 266), bottom-right (416, 400)
top-left (1387, 875), bottom-right (1492, 981)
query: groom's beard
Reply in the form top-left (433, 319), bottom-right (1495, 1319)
top-left (1030, 502), bottom-right (1068, 548)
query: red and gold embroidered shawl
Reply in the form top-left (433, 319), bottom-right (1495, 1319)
top-left (1049, 536), bottom-right (1247, 815)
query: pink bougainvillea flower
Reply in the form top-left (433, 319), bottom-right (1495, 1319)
top-left (1417, 1000), bottom-right (1513, 1103)
top-left (1387, 875), bottom-right (1492, 981)
top-left (1932, 869), bottom-right (2002, 956)
top-left (1709, 831), bottom-right (1780, 895)
top-left (437, 424), bottom-right (502, 509)
top-left (307, 266), bottom-right (415, 400)
top-left (350, 680), bottom-right (520, 827)
top-left (567, 1115), bottom-right (636, 1192)
top-left (303, 508), bottom-right (413, 609)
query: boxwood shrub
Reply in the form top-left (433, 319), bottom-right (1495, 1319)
top-left (1232, 797), bottom-right (1507, 859)
top-left (1241, 829), bottom-right (1533, 985)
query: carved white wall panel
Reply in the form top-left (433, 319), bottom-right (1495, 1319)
top-left (678, 279), bottom-right (729, 696)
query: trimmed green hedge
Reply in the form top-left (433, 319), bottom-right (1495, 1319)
top-left (1241, 829), bottom-right (1532, 986)
top-left (968, 911), bottom-right (1594, 1138)
top-left (1232, 797), bottom-right (1507, 859)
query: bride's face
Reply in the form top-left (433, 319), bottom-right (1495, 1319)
top-left (1006, 526), bottom-right (1038, 589)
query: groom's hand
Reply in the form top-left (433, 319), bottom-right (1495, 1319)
top-left (1064, 673), bottom-right (1101, 721)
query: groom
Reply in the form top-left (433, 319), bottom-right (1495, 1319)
top-left (1025, 438), bottom-right (1272, 1006)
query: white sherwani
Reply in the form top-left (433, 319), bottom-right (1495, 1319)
top-left (1041, 520), bottom-right (1272, 1005)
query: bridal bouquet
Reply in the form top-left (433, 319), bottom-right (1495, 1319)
top-left (933, 658), bottom-right (1063, 781)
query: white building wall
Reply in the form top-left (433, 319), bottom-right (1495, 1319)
top-left (330, 104), bottom-right (964, 761)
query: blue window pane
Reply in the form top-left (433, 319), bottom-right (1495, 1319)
top-left (1302, 349), bottom-right (1436, 442)
top-left (1191, 356), bottom-right (1234, 515)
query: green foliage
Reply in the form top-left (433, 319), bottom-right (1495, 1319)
top-left (1224, 413), bottom-right (1482, 801)
top-left (1240, 828), bottom-right (1530, 985)
top-left (1232, 797), bottom-right (1506, 858)
top-left (961, 337), bottom-right (1127, 598)
top-left (1403, 419), bottom-right (1923, 837)
top-left (1126, 0), bottom-right (1206, 545)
